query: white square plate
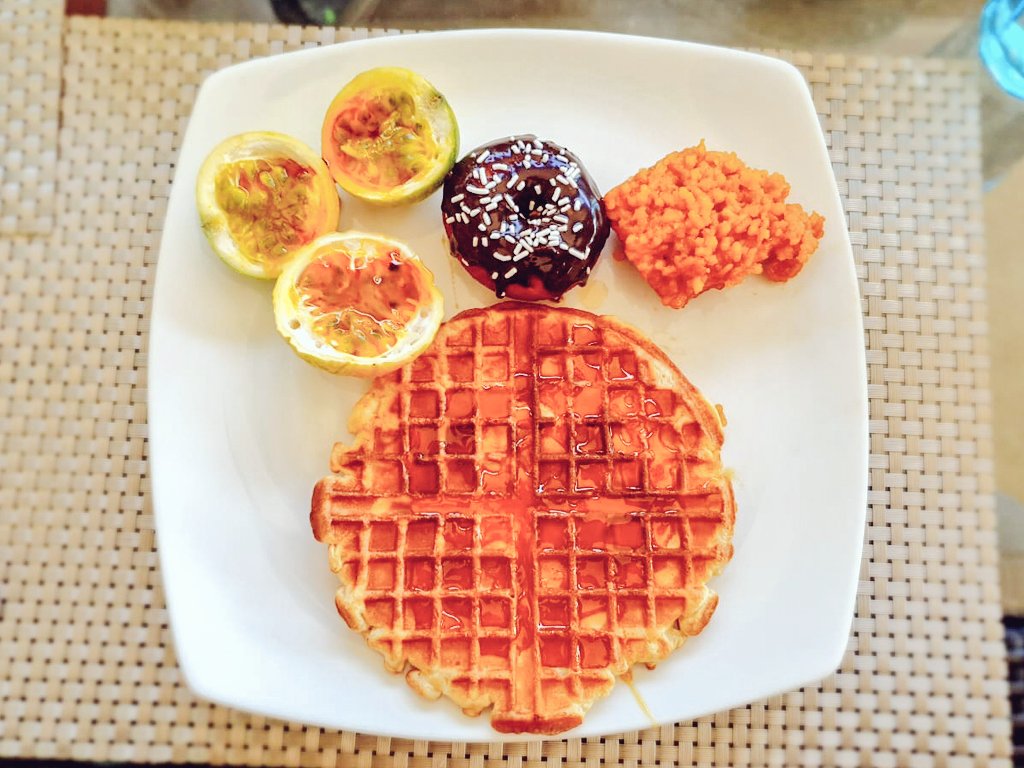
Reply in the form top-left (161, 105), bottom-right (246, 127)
top-left (150, 29), bottom-right (867, 741)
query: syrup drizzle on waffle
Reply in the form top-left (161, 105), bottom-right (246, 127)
top-left (312, 302), bottom-right (735, 734)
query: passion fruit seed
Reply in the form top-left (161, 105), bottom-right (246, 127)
top-left (310, 309), bottom-right (402, 357)
top-left (296, 251), bottom-right (423, 333)
top-left (321, 68), bottom-right (458, 205)
top-left (291, 244), bottom-right (429, 357)
top-left (272, 231), bottom-right (444, 376)
top-left (331, 92), bottom-right (436, 189)
top-left (214, 157), bottom-right (320, 267)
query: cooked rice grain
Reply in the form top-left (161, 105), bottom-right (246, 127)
top-left (604, 141), bottom-right (825, 309)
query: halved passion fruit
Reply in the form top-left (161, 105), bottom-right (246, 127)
top-left (321, 67), bottom-right (459, 205)
top-left (273, 231), bottom-right (444, 376)
top-left (196, 131), bottom-right (340, 279)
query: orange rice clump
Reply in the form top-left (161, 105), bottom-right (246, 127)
top-left (604, 141), bottom-right (825, 309)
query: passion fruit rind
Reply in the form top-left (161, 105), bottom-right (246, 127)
top-left (272, 230), bottom-right (444, 377)
top-left (196, 131), bottom-right (340, 280)
top-left (321, 67), bottom-right (459, 206)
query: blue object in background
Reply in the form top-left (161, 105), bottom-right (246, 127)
top-left (980, 0), bottom-right (1024, 98)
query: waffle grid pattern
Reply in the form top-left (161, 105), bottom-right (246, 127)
top-left (319, 305), bottom-right (730, 727)
top-left (0, 0), bottom-right (61, 234)
top-left (332, 309), bottom-right (712, 499)
top-left (330, 509), bottom-right (520, 691)
top-left (0, 16), bottom-right (1012, 766)
top-left (329, 504), bottom-right (713, 718)
top-left (528, 315), bottom-right (707, 498)
top-left (332, 310), bottom-right (523, 497)
top-left (523, 504), bottom-right (720, 660)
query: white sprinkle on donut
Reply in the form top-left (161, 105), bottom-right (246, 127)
top-left (442, 135), bottom-right (608, 299)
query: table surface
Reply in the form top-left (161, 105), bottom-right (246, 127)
top-left (0, 5), bottom-right (1014, 766)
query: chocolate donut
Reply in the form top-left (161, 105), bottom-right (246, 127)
top-left (441, 135), bottom-right (609, 301)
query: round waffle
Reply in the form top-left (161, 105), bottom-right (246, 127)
top-left (311, 302), bottom-right (735, 734)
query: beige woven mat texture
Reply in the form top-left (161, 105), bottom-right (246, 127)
top-left (0, 15), bottom-right (1012, 766)
top-left (0, 0), bottom-right (61, 235)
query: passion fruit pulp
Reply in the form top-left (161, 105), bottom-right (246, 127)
top-left (321, 67), bottom-right (459, 205)
top-left (273, 231), bottom-right (444, 376)
top-left (297, 247), bottom-right (427, 357)
top-left (196, 131), bottom-right (340, 279)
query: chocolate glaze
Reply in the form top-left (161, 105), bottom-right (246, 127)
top-left (441, 135), bottom-right (609, 301)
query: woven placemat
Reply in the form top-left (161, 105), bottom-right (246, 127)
top-left (1007, 619), bottom-right (1023, 764)
top-left (0, 0), bottom-right (61, 235)
top-left (0, 16), bottom-right (1013, 766)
